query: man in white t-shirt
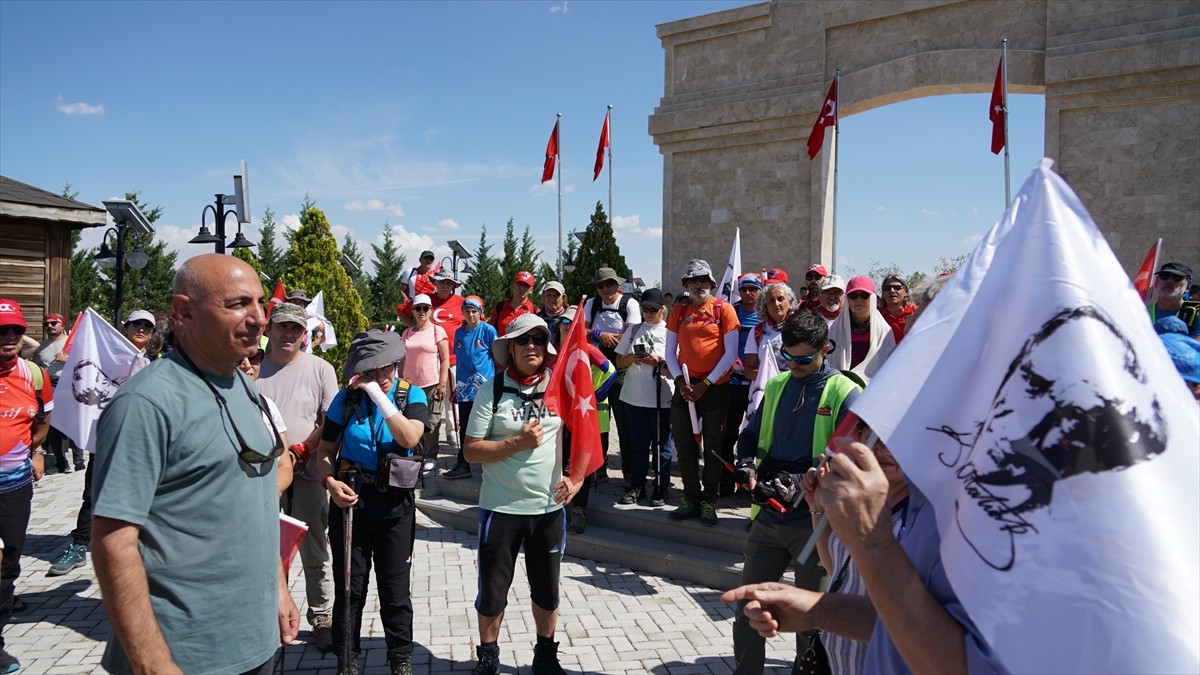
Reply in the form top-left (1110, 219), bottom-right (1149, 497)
top-left (255, 302), bottom-right (340, 652)
top-left (582, 267), bottom-right (640, 487)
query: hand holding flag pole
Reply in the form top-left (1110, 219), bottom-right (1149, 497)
top-left (545, 295), bottom-right (605, 496)
top-left (796, 412), bottom-right (877, 565)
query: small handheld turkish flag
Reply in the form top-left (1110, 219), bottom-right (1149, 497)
top-left (544, 296), bottom-right (604, 479)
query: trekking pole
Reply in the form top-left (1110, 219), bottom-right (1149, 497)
top-left (654, 363), bottom-right (663, 493)
top-left (341, 468), bottom-right (359, 671)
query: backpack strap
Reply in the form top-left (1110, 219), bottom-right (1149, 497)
top-left (491, 373), bottom-right (549, 414)
top-left (24, 360), bottom-right (46, 424)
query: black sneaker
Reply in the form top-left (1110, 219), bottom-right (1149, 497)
top-left (669, 499), bottom-right (701, 521)
top-left (532, 639), bottom-right (565, 675)
top-left (0, 649), bottom-right (19, 675)
top-left (442, 463), bottom-right (471, 480)
top-left (649, 487), bottom-right (668, 507)
top-left (619, 486), bottom-right (644, 505)
top-left (568, 505), bottom-right (587, 534)
top-left (389, 656), bottom-right (412, 675)
top-left (472, 644), bottom-right (500, 675)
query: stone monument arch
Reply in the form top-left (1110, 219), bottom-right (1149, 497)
top-left (650, 0), bottom-right (1199, 285)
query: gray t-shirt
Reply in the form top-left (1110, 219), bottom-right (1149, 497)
top-left (93, 351), bottom-right (279, 675)
top-left (256, 352), bottom-right (338, 447)
top-left (31, 334), bottom-right (68, 382)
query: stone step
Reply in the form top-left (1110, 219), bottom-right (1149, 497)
top-left (417, 493), bottom-right (748, 591)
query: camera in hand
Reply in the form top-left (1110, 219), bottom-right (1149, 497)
top-left (634, 343), bottom-right (648, 356)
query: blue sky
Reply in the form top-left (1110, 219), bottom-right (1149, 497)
top-left (0, 0), bottom-right (1044, 288)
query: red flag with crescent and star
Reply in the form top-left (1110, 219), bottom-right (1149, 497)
top-left (807, 79), bottom-right (837, 160)
top-left (544, 296), bottom-right (604, 480)
top-left (541, 120), bottom-right (559, 184)
top-left (990, 55), bottom-right (1006, 154)
top-left (266, 279), bottom-right (286, 320)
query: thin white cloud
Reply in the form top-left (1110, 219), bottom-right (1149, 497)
top-left (280, 213), bottom-right (302, 233)
top-left (530, 182), bottom-right (574, 197)
top-left (423, 218), bottom-right (460, 233)
top-left (971, 206), bottom-right (980, 215)
top-left (920, 208), bottom-right (940, 216)
top-left (963, 233), bottom-right (983, 245)
top-left (56, 96), bottom-right (104, 116)
top-left (549, 1), bottom-right (568, 13)
top-left (612, 214), bottom-right (639, 230)
top-left (875, 205), bottom-right (886, 212)
top-left (344, 198), bottom-right (406, 217)
top-left (611, 214), bottom-right (659, 238)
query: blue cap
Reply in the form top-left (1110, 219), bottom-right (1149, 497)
top-left (738, 273), bottom-right (763, 290)
top-left (1154, 316), bottom-right (1189, 335)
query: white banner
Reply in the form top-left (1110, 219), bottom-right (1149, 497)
top-left (50, 308), bottom-right (144, 453)
top-left (740, 340), bottom-right (780, 434)
top-left (717, 227), bottom-right (742, 303)
top-left (854, 159), bottom-right (1199, 673)
top-left (305, 291), bottom-right (337, 353)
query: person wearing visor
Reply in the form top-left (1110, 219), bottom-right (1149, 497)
top-left (313, 330), bottom-right (430, 675)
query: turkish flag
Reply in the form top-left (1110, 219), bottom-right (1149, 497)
top-left (593, 112), bottom-right (610, 181)
top-left (1132, 238), bottom-right (1162, 303)
top-left (542, 120), bottom-right (559, 183)
top-left (990, 57), bottom-right (1006, 154)
top-left (266, 279), bottom-right (286, 320)
top-left (544, 296), bottom-right (604, 480)
top-left (806, 79), bottom-right (837, 160)
top-left (61, 310), bottom-right (84, 354)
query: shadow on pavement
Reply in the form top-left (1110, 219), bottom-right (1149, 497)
top-left (9, 579), bottom-right (109, 642)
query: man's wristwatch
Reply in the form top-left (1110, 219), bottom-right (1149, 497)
top-left (33, 449), bottom-right (46, 456)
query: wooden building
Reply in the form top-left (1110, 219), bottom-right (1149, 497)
top-left (0, 176), bottom-right (105, 341)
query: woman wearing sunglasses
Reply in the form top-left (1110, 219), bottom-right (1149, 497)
top-left (877, 275), bottom-right (916, 343)
top-left (312, 330), bottom-right (430, 675)
top-left (827, 276), bottom-right (897, 386)
top-left (402, 294), bottom-right (449, 470)
top-left (744, 282), bottom-right (798, 379)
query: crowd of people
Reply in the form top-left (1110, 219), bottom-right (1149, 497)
top-left (0, 250), bottom-right (1196, 675)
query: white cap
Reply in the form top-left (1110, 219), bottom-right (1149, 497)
top-left (821, 275), bottom-right (846, 292)
top-left (125, 309), bottom-right (155, 325)
top-left (412, 294), bottom-right (433, 307)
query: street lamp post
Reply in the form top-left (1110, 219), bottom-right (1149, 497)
top-left (446, 239), bottom-right (473, 284)
top-left (97, 200), bottom-right (154, 326)
top-left (190, 162), bottom-right (254, 254)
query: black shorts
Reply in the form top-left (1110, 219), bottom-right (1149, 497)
top-left (475, 508), bottom-right (566, 617)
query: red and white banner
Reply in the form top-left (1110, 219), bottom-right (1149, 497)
top-left (541, 120), bottom-right (559, 184)
top-left (853, 159), bottom-right (1199, 673)
top-left (807, 79), bottom-right (837, 160)
top-left (1132, 238), bottom-right (1162, 303)
top-left (593, 111), bottom-right (610, 181)
top-left (544, 296), bottom-right (604, 480)
top-left (989, 55), bottom-right (1006, 154)
top-left (266, 279), bottom-right (286, 320)
top-left (50, 308), bottom-right (144, 453)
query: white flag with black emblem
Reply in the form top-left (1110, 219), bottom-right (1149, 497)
top-left (854, 159), bottom-right (1199, 673)
top-left (50, 308), bottom-right (143, 453)
top-left (717, 227), bottom-right (742, 303)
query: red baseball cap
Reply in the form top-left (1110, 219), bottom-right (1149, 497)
top-left (806, 264), bottom-right (829, 278)
top-left (845, 275), bottom-right (877, 295)
top-left (765, 267), bottom-right (789, 283)
top-left (0, 298), bottom-right (27, 329)
top-left (44, 313), bottom-right (65, 323)
top-left (514, 271), bottom-right (535, 287)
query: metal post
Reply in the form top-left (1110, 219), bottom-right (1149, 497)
top-left (1001, 38), bottom-right (1012, 206)
top-left (556, 113), bottom-right (563, 279)
top-left (607, 104), bottom-right (613, 224)
top-left (832, 68), bottom-right (841, 274)
top-left (112, 226), bottom-right (126, 326)
top-left (214, 194), bottom-right (227, 254)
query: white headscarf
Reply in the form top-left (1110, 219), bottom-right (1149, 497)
top-left (827, 291), bottom-right (896, 385)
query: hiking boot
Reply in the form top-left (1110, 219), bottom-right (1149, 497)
top-left (669, 499), bottom-right (701, 521)
top-left (472, 644), bottom-right (500, 675)
top-left (442, 463), bottom-right (471, 480)
top-left (0, 649), bottom-right (19, 675)
top-left (700, 501), bottom-right (718, 527)
top-left (649, 487), bottom-right (668, 507)
top-left (312, 614), bottom-right (333, 653)
top-left (74, 461), bottom-right (86, 471)
top-left (619, 486), bottom-right (644, 505)
top-left (568, 505), bottom-right (587, 534)
top-left (336, 653), bottom-right (359, 675)
top-left (532, 639), bottom-right (566, 674)
top-left (389, 656), bottom-right (413, 675)
top-left (48, 543), bottom-right (88, 576)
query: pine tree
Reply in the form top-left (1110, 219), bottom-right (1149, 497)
top-left (463, 225), bottom-right (505, 308)
top-left (341, 233), bottom-right (371, 314)
top-left (257, 206), bottom-right (286, 284)
top-left (562, 202), bottom-right (629, 303)
top-left (368, 225), bottom-right (407, 327)
top-left (284, 202), bottom-right (368, 379)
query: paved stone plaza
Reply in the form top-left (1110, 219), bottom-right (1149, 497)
top-left (7, 470), bottom-right (796, 674)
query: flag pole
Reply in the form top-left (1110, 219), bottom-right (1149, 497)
top-left (832, 68), bottom-right (840, 274)
top-left (607, 104), bottom-right (613, 224)
top-left (1002, 37), bottom-right (1011, 206)
top-left (557, 112), bottom-right (563, 278)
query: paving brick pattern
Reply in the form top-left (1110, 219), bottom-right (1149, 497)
top-left (9, 469), bottom-right (796, 674)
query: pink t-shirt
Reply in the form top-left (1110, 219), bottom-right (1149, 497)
top-left (402, 324), bottom-right (447, 387)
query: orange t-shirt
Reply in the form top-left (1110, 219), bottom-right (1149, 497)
top-left (667, 297), bottom-right (740, 384)
top-left (1, 360), bottom-right (52, 460)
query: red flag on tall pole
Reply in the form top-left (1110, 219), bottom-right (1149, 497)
top-left (1133, 238), bottom-right (1163, 303)
top-left (593, 111), bottom-right (610, 181)
top-left (267, 279), bottom-right (286, 320)
top-left (989, 55), bottom-right (1006, 154)
top-left (806, 79), bottom-right (838, 160)
top-left (541, 120), bottom-right (559, 183)
top-left (544, 296), bottom-right (604, 480)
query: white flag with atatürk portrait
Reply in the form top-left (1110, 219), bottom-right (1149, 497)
top-left (853, 159), bottom-right (1198, 674)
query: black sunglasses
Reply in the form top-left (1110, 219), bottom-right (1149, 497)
top-left (805, 273), bottom-right (824, 280)
top-left (780, 344), bottom-right (824, 365)
top-left (847, 292), bottom-right (871, 300)
top-left (513, 333), bottom-right (549, 347)
top-left (596, 279), bottom-right (618, 288)
top-left (179, 347), bottom-right (283, 465)
top-left (883, 284), bottom-right (905, 292)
